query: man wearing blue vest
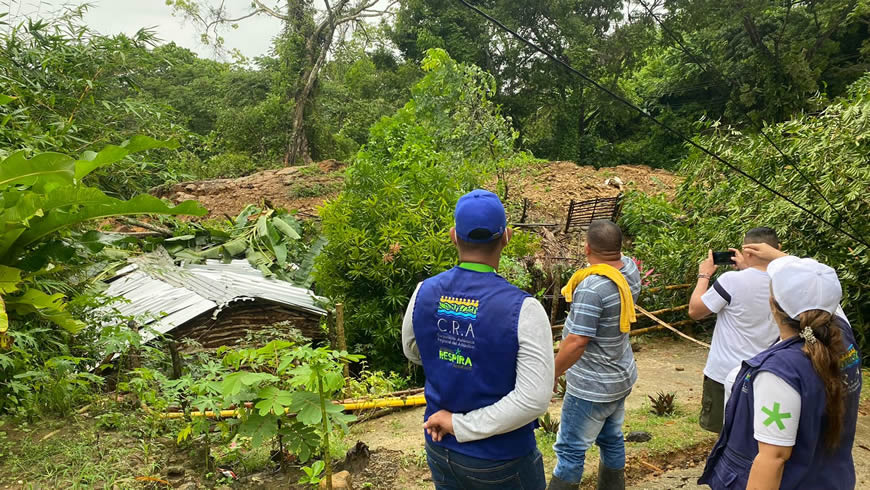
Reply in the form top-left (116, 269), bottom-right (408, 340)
top-left (402, 189), bottom-right (555, 489)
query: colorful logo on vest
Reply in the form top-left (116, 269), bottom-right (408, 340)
top-left (439, 348), bottom-right (473, 369)
top-left (840, 344), bottom-right (859, 370)
top-left (438, 296), bottom-right (479, 320)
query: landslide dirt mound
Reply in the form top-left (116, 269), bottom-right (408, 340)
top-left (158, 159), bottom-right (346, 219)
top-left (504, 161), bottom-right (680, 224)
top-left (158, 159), bottom-right (679, 222)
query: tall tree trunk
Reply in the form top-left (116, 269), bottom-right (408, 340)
top-left (285, 26), bottom-right (335, 166)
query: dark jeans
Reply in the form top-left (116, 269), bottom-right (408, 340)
top-left (425, 441), bottom-right (546, 490)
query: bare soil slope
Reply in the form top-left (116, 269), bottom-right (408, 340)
top-left (505, 161), bottom-right (680, 224)
top-left (157, 160), bottom-right (680, 223)
top-left (158, 159), bottom-right (346, 219)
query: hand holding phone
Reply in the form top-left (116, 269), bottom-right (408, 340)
top-left (712, 251), bottom-right (736, 266)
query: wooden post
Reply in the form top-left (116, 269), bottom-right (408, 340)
top-left (550, 266), bottom-right (562, 326)
top-left (168, 340), bottom-right (183, 380)
top-left (335, 303), bottom-right (349, 379)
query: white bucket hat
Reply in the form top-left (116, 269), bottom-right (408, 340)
top-left (768, 256), bottom-right (842, 319)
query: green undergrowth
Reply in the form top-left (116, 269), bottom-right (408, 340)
top-left (0, 415), bottom-right (173, 489)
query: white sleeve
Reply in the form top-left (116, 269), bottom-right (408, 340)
top-left (401, 283), bottom-right (423, 365)
top-left (753, 371), bottom-right (801, 446)
top-left (723, 365), bottom-right (741, 409)
top-left (701, 273), bottom-right (731, 313)
top-left (452, 298), bottom-right (555, 442)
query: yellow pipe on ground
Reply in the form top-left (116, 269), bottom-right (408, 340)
top-left (341, 394), bottom-right (426, 411)
top-left (160, 394), bottom-right (427, 419)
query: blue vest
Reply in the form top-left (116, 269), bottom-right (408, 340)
top-left (412, 266), bottom-right (534, 460)
top-left (699, 316), bottom-right (862, 489)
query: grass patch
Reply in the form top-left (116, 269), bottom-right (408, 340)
top-left (288, 180), bottom-right (342, 198)
top-left (623, 403), bottom-right (716, 454)
top-left (0, 418), bottom-right (168, 489)
top-left (296, 165), bottom-right (324, 177)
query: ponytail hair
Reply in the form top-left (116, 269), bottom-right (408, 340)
top-left (771, 300), bottom-right (847, 448)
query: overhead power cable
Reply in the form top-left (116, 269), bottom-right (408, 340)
top-left (454, 0), bottom-right (869, 248)
top-left (636, 0), bottom-right (865, 245)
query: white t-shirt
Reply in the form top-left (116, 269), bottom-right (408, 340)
top-left (701, 268), bottom-right (779, 383)
top-left (723, 366), bottom-right (801, 446)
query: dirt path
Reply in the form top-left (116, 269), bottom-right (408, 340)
top-left (348, 337), bottom-right (870, 489)
top-left (347, 337), bottom-right (712, 488)
top-left (349, 338), bottom-right (709, 448)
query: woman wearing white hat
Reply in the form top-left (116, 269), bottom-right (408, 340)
top-left (698, 243), bottom-right (862, 489)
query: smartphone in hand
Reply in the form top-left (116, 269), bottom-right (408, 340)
top-left (712, 251), bottom-right (736, 266)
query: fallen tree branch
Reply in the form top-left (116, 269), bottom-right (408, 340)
top-left (119, 217), bottom-right (172, 236)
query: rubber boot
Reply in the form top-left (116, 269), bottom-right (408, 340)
top-left (596, 464), bottom-right (625, 490)
top-left (547, 475), bottom-right (580, 490)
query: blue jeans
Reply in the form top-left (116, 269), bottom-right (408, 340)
top-left (425, 441), bottom-right (546, 489)
top-left (553, 393), bottom-right (627, 483)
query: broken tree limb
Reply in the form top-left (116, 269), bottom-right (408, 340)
top-left (119, 217), bottom-right (172, 236)
top-left (645, 304), bottom-right (689, 316)
top-left (635, 305), bottom-right (710, 349)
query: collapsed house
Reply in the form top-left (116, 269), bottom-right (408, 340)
top-left (103, 253), bottom-right (327, 349)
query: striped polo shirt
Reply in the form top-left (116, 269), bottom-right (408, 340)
top-left (564, 256), bottom-right (641, 403)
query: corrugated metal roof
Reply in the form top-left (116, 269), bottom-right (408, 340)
top-left (103, 255), bottom-right (326, 343)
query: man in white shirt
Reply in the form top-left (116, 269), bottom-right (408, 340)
top-left (688, 227), bottom-right (781, 433)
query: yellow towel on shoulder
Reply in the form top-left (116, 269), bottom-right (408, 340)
top-left (561, 264), bottom-right (637, 333)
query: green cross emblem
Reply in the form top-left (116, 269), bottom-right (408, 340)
top-left (761, 402), bottom-right (792, 430)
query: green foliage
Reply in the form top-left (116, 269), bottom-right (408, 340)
top-left (196, 152), bottom-right (261, 180)
top-left (1, 306), bottom-right (150, 418)
top-left (0, 11), bottom-right (200, 194)
top-left (167, 205), bottom-right (323, 286)
top-left (315, 49), bottom-right (519, 370)
top-left (344, 365), bottom-right (410, 399)
top-left (299, 460), bottom-right (325, 485)
top-left (393, 1), bottom-right (870, 167)
top-left (0, 138), bottom-right (205, 339)
top-left (130, 340), bottom-right (362, 479)
top-left (312, 32), bottom-right (421, 161)
top-left (288, 181), bottom-right (343, 198)
top-left (622, 74), bottom-right (870, 348)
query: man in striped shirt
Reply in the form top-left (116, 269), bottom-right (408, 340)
top-left (549, 220), bottom-right (641, 490)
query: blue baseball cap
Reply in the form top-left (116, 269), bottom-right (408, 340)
top-left (454, 189), bottom-right (507, 243)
